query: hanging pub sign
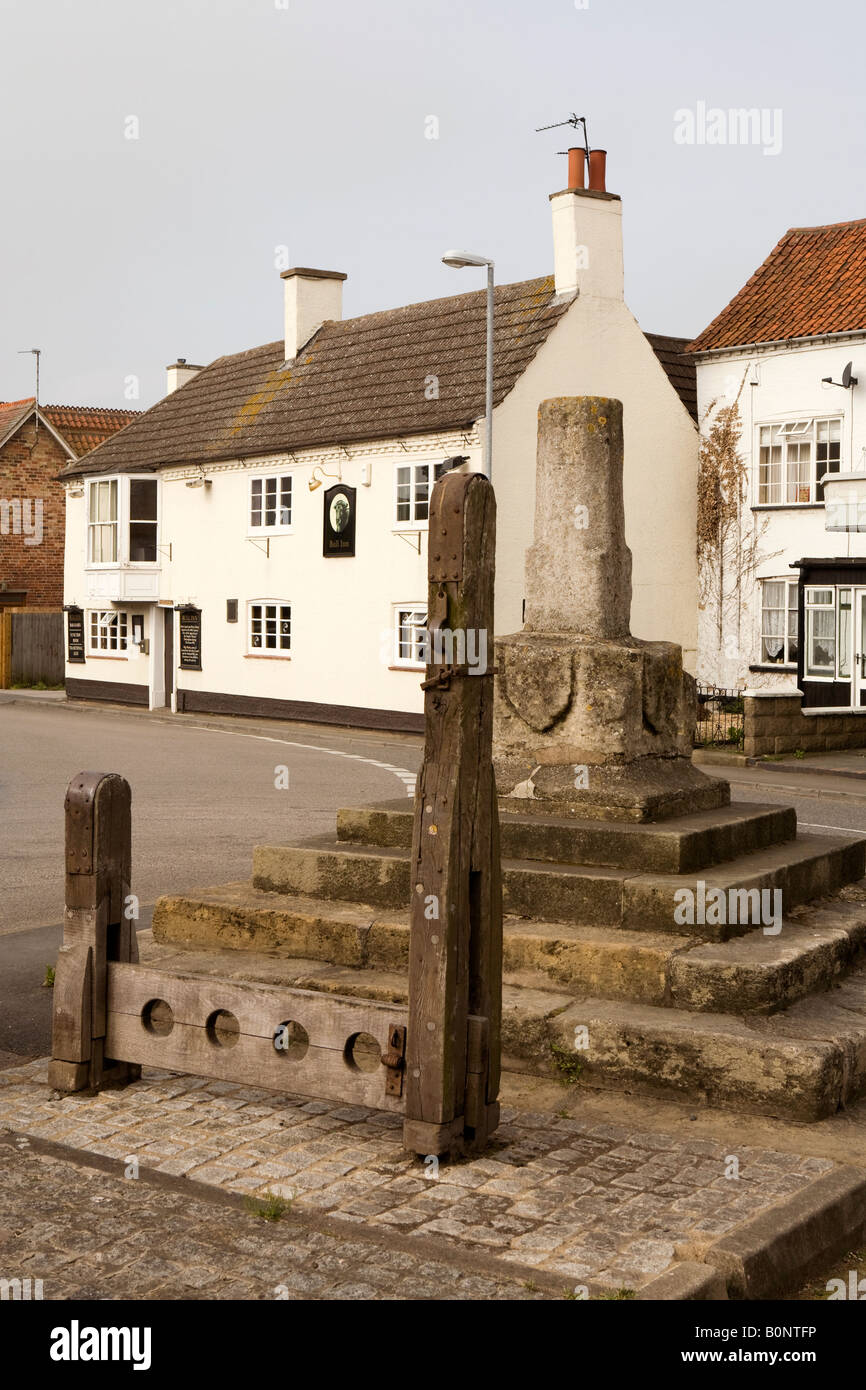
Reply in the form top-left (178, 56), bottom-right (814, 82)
top-left (66, 606), bottom-right (85, 664)
top-left (323, 483), bottom-right (356, 557)
top-left (177, 606), bottom-right (202, 671)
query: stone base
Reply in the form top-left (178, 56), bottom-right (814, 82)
top-left (495, 754), bottom-right (730, 823)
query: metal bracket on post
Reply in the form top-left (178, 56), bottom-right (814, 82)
top-left (49, 771), bottom-right (140, 1094)
top-left (403, 471), bottom-right (503, 1158)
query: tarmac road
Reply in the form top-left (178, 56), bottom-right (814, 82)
top-left (0, 695), bottom-right (422, 1056)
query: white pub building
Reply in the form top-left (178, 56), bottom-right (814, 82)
top-left (691, 216), bottom-right (866, 716)
top-left (61, 151), bottom-right (699, 732)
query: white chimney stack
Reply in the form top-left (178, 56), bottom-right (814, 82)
top-left (281, 267), bottom-right (347, 361)
top-left (165, 359), bottom-right (203, 394)
top-left (550, 147), bottom-right (623, 300)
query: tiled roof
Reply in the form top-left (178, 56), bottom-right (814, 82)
top-left (0, 398), bottom-right (139, 458)
top-left (0, 398), bottom-right (36, 445)
top-left (644, 334), bottom-right (697, 423)
top-left (58, 274), bottom-right (697, 478)
top-left (42, 405), bottom-right (141, 457)
top-left (60, 277), bottom-right (572, 477)
top-left (688, 218), bottom-right (866, 353)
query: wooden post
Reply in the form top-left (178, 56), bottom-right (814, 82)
top-left (49, 772), bottom-right (140, 1093)
top-left (403, 471), bottom-right (502, 1157)
top-left (0, 608), bottom-right (12, 689)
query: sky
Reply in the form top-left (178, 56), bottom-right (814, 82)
top-left (2, 0), bottom-right (865, 409)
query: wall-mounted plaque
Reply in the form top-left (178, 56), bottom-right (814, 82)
top-left (66, 607), bottom-right (85, 663)
top-left (178, 606), bottom-right (202, 670)
top-left (323, 483), bottom-right (356, 557)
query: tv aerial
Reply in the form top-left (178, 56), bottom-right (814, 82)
top-left (536, 113), bottom-right (591, 166)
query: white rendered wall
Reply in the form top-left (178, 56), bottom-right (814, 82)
top-left (695, 338), bottom-right (866, 690)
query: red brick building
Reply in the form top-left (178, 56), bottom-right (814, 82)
top-left (0, 400), bottom-right (138, 610)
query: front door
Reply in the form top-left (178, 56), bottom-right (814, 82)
top-left (163, 607), bottom-right (174, 708)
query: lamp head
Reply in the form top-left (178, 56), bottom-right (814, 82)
top-left (442, 249), bottom-right (490, 269)
top-left (308, 476), bottom-right (322, 492)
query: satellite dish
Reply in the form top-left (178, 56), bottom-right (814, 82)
top-left (842, 361), bottom-right (859, 389)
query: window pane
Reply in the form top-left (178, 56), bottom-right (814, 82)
top-left (130, 479), bottom-right (157, 521)
top-left (807, 608), bottom-right (836, 674)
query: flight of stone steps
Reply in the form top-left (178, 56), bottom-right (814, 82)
top-left (145, 797), bottom-right (866, 1123)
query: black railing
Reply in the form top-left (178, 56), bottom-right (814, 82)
top-left (695, 685), bottom-right (744, 750)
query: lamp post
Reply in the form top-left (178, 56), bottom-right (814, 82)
top-left (442, 250), bottom-right (494, 481)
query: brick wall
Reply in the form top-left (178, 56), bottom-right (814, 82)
top-left (744, 692), bottom-right (866, 757)
top-left (0, 417), bottom-right (68, 609)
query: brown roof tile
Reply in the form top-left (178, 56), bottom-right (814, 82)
top-left (60, 275), bottom-right (697, 478)
top-left (688, 218), bottom-right (866, 353)
top-left (61, 276), bottom-right (572, 477)
top-left (42, 405), bottom-right (141, 457)
top-left (0, 398), bottom-right (139, 458)
top-left (0, 397), bottom-right (37, 444)
top-left (643, 334), bottom-right (697, 423)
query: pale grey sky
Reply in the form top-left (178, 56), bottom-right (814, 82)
top-left (2, 0), bottom-right (864, 409)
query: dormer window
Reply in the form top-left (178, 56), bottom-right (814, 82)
top-left (87, 476), bottom-right (159, 567)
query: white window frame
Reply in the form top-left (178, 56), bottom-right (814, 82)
top-left (87, 609), bottom-right (129, 655)
top-left (248, 599), bottom-right (292, 657)
top-left (759, 579), bottom-right (799, 667)
top-left (755, 417), bottom-right (843, 506)
top-left (87, 479), bottom-right (119, 566)
top-left (393, 460), bottom-right (454, 529)
top-left (804, 586), bottom-right (837, 680)
top-left (248, 473), bottom-right (294, 535)
top-left (87, 475), bottom-right (160, 568)
top-left (393, 604), bottom-right (427, 668)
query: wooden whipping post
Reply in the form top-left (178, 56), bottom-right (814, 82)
top-left (403, 471), bottom-right (502, 1157)
top-left (49, 772), bottom-right (140, 1093)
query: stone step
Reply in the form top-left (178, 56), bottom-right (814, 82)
top-left (137, 926), bottom-right (866, 1121)
top-left (251, 832), bottom-right (866, 940)
top-left (336, 799), bottom-right (798, 873)
top-left (542, 966), bottom-right (866, 1121)
top-left (152, 880), bottom-right (866, 1015)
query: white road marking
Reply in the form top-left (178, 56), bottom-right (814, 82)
top-left (798, 822), bottom-right (865, 836)
top-left (179, 723), bottom-right (417, 797)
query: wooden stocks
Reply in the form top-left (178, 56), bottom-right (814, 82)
top-left (403, 471), bottom-right (502, 1157)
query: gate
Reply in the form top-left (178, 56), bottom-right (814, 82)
top-left (49, 471), bottom-right (502, 1156)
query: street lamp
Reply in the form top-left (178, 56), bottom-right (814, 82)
top-left (442, 250), bottom-right (494, 481)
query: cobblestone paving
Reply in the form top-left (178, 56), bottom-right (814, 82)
top-left (0, 1060), bottom-right (836, 1293)
top-left (0, 1141), bottom-right (554, 1300)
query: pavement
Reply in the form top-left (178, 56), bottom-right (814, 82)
top-left (0, 1056), bottom-right (855, 1300)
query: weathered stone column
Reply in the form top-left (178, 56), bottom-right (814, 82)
top-left (524, 398), bottom-right (631, 639)
top-left (493, 397), bottom-right (728, 822)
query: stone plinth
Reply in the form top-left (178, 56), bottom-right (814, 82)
top-left (493, 397), bottom-right (728, 822)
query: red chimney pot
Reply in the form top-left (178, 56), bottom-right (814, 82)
top-left (588, 148), bottom-right (607, 192)
top-left (567, 146), bottom-right (586, 191)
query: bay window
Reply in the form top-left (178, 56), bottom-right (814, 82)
top-left (87, 476), bottom-right (159, 566)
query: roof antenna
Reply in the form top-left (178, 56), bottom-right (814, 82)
top-left (536, 113), bottom-right (591, 169)
top-left (18, 347), bottom-right (42, 439)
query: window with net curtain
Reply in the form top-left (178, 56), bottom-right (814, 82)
top-left (805, 588), bottom-right (836, 677)
top-left (760, 580), bottom-right (798, 664)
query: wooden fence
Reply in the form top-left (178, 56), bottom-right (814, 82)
top-left (0, 610), bottom-right (64, 686)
